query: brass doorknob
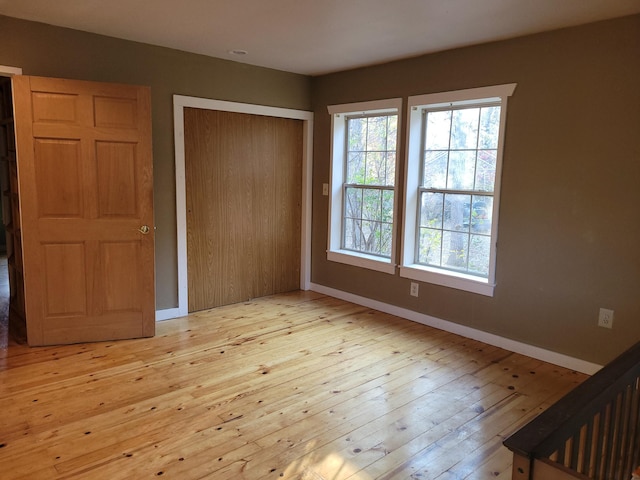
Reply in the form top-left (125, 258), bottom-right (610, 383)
top-left (138, 225), bottom-right (150, 235)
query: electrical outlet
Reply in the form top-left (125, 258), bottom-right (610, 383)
top-left (598, 308), bottom-right (614, 329)
top-left (410, 282), bottom-right (419, 297)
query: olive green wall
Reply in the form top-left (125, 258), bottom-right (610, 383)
top-left (310, 15), bottom-right (640, 366)
top-left (0, 15), bottom-right (311, 310)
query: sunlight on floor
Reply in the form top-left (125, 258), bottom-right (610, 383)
top-left (284, 450), bottom-right (374, 480)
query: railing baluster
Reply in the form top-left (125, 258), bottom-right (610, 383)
top-left (617, 385), bottom-right (633, 479)
top-left (503, 342), bottom-right (640, 480)
top-left (571, 426), bottom-right (585, 472)
top-left (588, 412), bottom-right (601, 478)
top-left (622, 380), bottom-right (640, 478)
top-left (607, 393), bottom-right (623, 479)
top-left (576, 422), bottom-right (591, 475)
top-left (564, 436), bottom-right (574, 467)
top-left (631, 377), bottom-right (640, 477)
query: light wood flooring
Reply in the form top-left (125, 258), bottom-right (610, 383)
top-left (0, 291), bottom-right (587, 479)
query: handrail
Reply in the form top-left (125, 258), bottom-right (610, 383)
top-left (504, 341), bottom-right (640, 479)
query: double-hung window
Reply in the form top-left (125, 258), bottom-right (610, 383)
top-left (327, 99), bottom-right (402, 274)
top-left (401, 84), bottom-right (516, 295)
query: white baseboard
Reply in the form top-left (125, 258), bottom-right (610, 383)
top-left (309, 283), bottom-right (602, 375)
top-left (155, 307), bottom-right (183, 322)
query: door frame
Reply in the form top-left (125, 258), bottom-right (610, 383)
top-left (172, 95), bottom-right (314, 317)
top-left (0, 65), bottom-right (22, 77)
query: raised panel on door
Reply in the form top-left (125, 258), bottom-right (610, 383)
top-left (12, 75), bottom-right (155, 346)
top-left (42, 242), bottom-right (87, 317)
top-left (95, 141), bottom-right (138, 217)
top-left (100, 241), bottom-right (142, 312)
top-left (33, 138), bottom-right (83, 217)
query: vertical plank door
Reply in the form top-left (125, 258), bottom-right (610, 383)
top-left (12, 76), bottom-right (155, 346)
top-left (185, 108), bottom-right (302, 312)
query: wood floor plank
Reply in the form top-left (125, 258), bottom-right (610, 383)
top-left (0, 291), bottom-right (587, 479)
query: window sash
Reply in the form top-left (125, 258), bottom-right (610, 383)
top-left (342, 184), bottom-right (394, 258)
top-left (400, 83), bottom-right (516, 295)
top-left (415, 188), bottom-right (493, 277)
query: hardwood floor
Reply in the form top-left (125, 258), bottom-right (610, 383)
top-left (0, 291), bottom-right (586, 479)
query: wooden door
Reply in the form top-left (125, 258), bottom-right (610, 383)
top-left (12, 76), bottom-right (155, 346)
top-left (185, 108), bottom-right (302, 312)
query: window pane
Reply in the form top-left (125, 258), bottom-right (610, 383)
top-left (470, 195), bottom-right (493, 234)
top-left (343, 218), bottom-right (361, 251)
top-left (425, 110), bottom-right (451, 149)
top-left (380, 222), bottom-right (393, 257)
top-left (451, 108), bottom-right (479, 150)
top-left (478, 106), bottom-right (501, 149)
top-left (442, 231), bottom-right (469, 271)
top-left (385, 152), bottom-right (396, 186)
top-left (360, 220), bottom-right (380, 253)
top-left (387, 115), bottom-right (398, 151)
top-left (348, 117), bottom-right (366, 152)
top-left (382, 190), bottom-right (394, 223)
top-left (365, 152), bottom-right (386, 185)
top-left (362, 188), bottom-right (382, 223)
top-left (366, 116), bottom-right (389, 151)
top-left (418, 228), bottom-right (442, 265)
top-left (423, 150), bottom-right (448, 189)
top-left (347, 152), bottom-right (365, 183)
top-left (447, 150), bottom-right (476, 190)
top-left (344, 187), bottom-right (362, 219)
top-left (420, 192), bottom-right (443, 229)
top-left (474, 150), bottom-right (496, 192)
top-left (443, 193), bottom-right (471, 232)
top-left (468, 234), bottom-right (491, 276)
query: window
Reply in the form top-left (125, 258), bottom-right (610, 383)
top-left (327, 99), bottom-right (402, 274)
top-left (401, 84), bottom-right (516, 295)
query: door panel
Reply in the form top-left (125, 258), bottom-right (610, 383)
top-left (34, 139), bottom-right (83, 217)
top-left (13, 75), bottom-right (155, 346)
top-left (95, 141), bottom-right (138, 216)
top-left (43, 243), bottom-right (87, 316)
top-left (185, 108), bottom-right (302, 312)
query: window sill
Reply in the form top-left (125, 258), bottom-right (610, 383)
top-left (399, 264), bottom-right (495, 296)
top-left (327, 250), bottom-right (396, 275)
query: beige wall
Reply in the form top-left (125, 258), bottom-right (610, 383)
top-left (0, 15), bottom-right (311, 310)
top-left (310, 15), bottom-right (640, 365)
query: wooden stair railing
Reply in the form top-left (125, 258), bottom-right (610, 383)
top-left (504, 341), bottom-right (640, 480)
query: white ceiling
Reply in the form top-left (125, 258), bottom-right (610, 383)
top-left (1, 0), bottom-right (639, 76)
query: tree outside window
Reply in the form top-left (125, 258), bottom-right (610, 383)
top-left (343, 113), bottom-right (397, 258)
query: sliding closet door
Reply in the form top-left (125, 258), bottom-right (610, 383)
top-left (184, 108), bottom-right (302, 312)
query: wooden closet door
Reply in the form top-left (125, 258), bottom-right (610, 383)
top-left (13, 76), bottom-right (155, 346)
top-left (185, 108), bottom-right (302, 312)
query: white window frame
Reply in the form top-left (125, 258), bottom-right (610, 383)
top-left (400, 84), bottom-right (516, 296)
top-left (327, 98), bottom-right (402, 274)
